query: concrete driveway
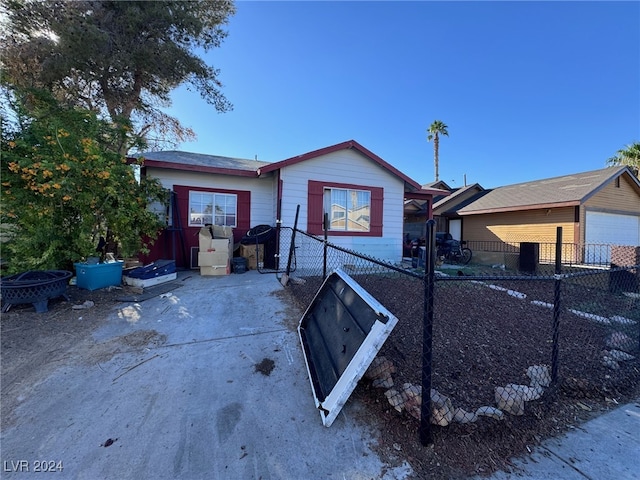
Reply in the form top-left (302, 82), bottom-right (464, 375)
top-left (1, 270), bottom-right (411, 479)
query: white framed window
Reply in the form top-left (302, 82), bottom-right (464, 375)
top-left (188, 191), bottom-right (237, 227)
top-left (323, 187), bottom-right (371, 232)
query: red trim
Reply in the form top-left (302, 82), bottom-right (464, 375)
top-left (307, 180), bottom-right (383, 237)
top-left (405, 188), bottom-right (450, 200)
top-left (259, 140), bottom-right (424, 191)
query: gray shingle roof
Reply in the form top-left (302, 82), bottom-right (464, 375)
top-left (136, 151), bottom-right (272, 172)
top-left (458, 166), bottom-right (629, 214)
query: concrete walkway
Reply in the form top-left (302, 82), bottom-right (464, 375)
top-left (480, 400), bottom-right (640, 480)
top-left (1, 271), bottom-right (411, 479)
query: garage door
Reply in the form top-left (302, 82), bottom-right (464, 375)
top-left (585, 211), bottom-right (640, 263)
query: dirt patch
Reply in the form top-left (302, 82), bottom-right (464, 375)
top-left (1, 284), bottom-right (166, 430)
top-left (271, 289), bottom-right (302, 331)
top-left (87, 329), bottom-right (167, 364)
top-left (255, 357), bottom-right (275, 376)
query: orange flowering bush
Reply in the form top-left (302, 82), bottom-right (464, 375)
top-left (1, 90), bottom-right (167, 273)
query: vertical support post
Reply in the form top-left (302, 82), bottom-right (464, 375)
top-left (323, 213), bottom-right (328, 279)
top-left (419, 219), bottom-right (436, 446)
top-left (551, 226), bottom-right (562, 385)
top-left (285, 205), bottom-right (300, 277)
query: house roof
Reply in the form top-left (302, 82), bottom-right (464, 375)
top-left (134, 151), bottom-right (270, 177)
top-left (134, 141), bottom-right (450, 199)
top-left (258, 140), bottom-right (449, 197)
top-left (433, 183), bottom-right (484, 213)
top-left (423, 180), bottom-right (452, 191)
top-left (458, 166), bottom-right (637, 215)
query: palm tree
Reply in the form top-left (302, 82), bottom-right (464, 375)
top-left (608, 142), bottom-right (640, 178)
top-left (427, 120), bottom-right (449, 181)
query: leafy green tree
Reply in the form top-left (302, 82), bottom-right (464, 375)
top-left (0, 90), bottom-right (168, 274)
top-left (2, 0), bottom-right (235, 153)
top-left (427, 120), bottom-right (449, 182)
top-left (607, 142), bottom-right (640, 178)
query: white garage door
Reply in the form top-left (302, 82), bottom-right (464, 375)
top-left (585, 211), bottom-right (640, 263)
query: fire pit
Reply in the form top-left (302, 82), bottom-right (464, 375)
top-left (1, 270), bottom-right (72, 313)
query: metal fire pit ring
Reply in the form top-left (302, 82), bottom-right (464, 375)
top-left (1, 270), bottom-right (72, 313)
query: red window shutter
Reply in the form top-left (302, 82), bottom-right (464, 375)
top-left (370, 187), bottom-right (383, 236)
top-left (236, 190), bottom-right (251, 243)
top-left (307, 180), bottom-right (324, 235)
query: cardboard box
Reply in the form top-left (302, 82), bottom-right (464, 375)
top-left (239, 244), bottom-right (264, 270)
top-left (198, 251), bottom-right (228, 267)
top-left (211, 225), bottom-right (233, 240)
top-left (200, 261), bottom-right (230, 276)
top-left (198, 226), bottom-right (234, 259)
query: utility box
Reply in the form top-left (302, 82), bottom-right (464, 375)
top-left (298, 268), bottom-right (398, 427)
top-left (519, 242), bottom-right (539, 274)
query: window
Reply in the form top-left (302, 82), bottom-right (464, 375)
top-left (323, 187), bottom-right (371, 232)
top-left (307, 181), bottom-right (383, 237)
top-left (188, 191), bottom-right (237, 227)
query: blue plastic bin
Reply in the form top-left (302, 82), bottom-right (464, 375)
top-left (74, 261), bottom-right (124, 291)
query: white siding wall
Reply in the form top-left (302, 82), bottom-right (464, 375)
top-left (148, 168), bottom-right (276, 228)
top-left (276, 149), bottom-right (405, 268)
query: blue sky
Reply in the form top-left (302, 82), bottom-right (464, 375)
top-left (167, 1), bottom-right (640, 189)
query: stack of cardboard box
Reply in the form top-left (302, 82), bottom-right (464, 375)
top-left (198, 226), bottom-right (234, 276)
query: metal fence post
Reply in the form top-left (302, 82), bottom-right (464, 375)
top-left (285, 205), bottom-right (300, 277)
top-left (551, 226), bottom-right (562, 384)
top-left (419, 219), bottom-right (436, 445)
top-left (323, 213), bottom-right (328, 279)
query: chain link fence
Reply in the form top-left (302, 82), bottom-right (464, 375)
top-left (279, 223), bottom-right (640, 447)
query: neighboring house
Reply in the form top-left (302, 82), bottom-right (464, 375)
top-left (404, 181), bottom-right (484, 241)
top-left (432, 183), bottom-right (485, 240)
top-left (137, 140), bottom-right (447, 269)
top-left (457, 166), bottom-right (640, 264)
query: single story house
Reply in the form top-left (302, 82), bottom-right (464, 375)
top-left (136, 140), bottom-right (448, 270)
top-left (456, 166), bottom-right (640, 265)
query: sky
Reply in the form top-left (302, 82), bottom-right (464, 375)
top-left (166, 1), bottom-right (640, 189)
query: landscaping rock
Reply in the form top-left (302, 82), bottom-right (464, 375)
top-left (601, 356), bottom-right (620, 370)
top-left (505, 383), bottom-right (544, 401)
top-left (610, 315), bottom-right (637, 325)
top-left (453, 408), bottom-right (478, 424)
top-left (384, 388), bottom-right (403, 413)
top-left (606, 332), bottom-right (635, 352)
top-left (495, 386), bottom-right (525, 416)
top-left (526, 365), bottom-right (551, 387)
top-left (475, 406), bottom-right (504, 421)
top-left (402, 383), bottom-right (422, 421)
top-left (606, 349), bottom-right (635, 361)
top-left (430, 388), bottom-right (453, 426)
top-left (365, 356), bottom-right (396, 385)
